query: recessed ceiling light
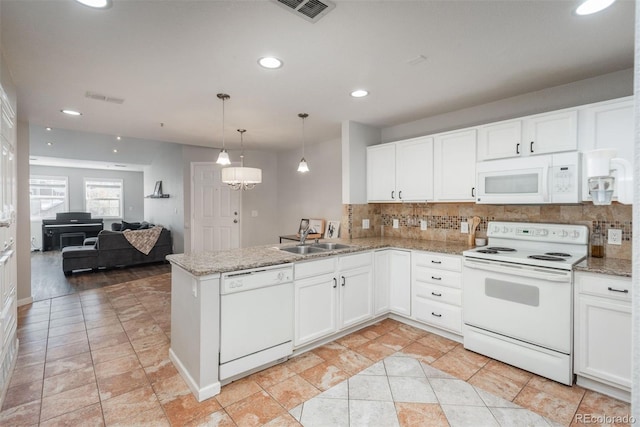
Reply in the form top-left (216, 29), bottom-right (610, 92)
top-left (113, 149), bottom-right (118, 153)
top-left (61, 109), bottom-right (82, 116)
top-left (116, 136), bottom-right (121, 141)
top-left (46, 127), bottom-right (52, 131)
top-left (575, 0), bottom-right (616, 15)
top-left (74, 0), bottom-right (112, 9)
top-left (350, 89), bottom-right (369, 98)
top-left (258, 57), bottom-right (283, 69)
top-left (47, 142), bottom-right (53, 146)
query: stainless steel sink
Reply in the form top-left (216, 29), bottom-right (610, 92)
top-left (312, 242), bottom-right (352, 250)
top-left (280, 245), bottom-right (326, 255)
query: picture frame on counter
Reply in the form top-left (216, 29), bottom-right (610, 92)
top-left (325, 220), bottom-right (340, 238)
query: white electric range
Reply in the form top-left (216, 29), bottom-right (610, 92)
top-left (462, 221), bottom-right (588, 385)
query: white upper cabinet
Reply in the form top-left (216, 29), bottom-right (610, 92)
top-left (395, 137), bottom-right (434, 201)
top-left (577, 97), bottom-right (634, 202)
top-left (367, 144), bottom-right (396, 201)
top-left (478, 109), bottom-right (578, 161)
top-left (434, 129), bottom-right (477, 201)
top-left (367, 136), bottom-right (433, 202)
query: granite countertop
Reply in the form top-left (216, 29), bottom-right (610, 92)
top-left (167, 237), bottom-right (631, 277)
top-left (574, 257), bottom-right (632, 277)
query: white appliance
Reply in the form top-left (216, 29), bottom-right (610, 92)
top-left (462, 222), bottom-right (588, 385)
top-left (584, 148), bottom-right (632, 205)
top-left (219, 264), bottom-right (294, 381)
top-left (475, 152), bottom-right (580, 204)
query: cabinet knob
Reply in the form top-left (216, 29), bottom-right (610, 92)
top-left (233, 219), bottom-right (238, 224)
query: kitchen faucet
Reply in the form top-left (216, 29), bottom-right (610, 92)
top-left (299, 227), bottom-right (312, 245)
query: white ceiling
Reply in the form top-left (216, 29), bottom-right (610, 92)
top-left (1, 0), bottom-right (635, 152)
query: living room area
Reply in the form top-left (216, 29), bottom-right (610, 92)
top-left (28, 125), bottom-right (178, 301)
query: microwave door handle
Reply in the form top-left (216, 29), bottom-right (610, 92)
top-left (542, 165), bottom-right (550, 202)
top-left (464, 259), bottom-right (571, 283)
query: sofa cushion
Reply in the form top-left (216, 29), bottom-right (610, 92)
top-left (121, 220), bottom-right (141, 231)
top-left (61, 246), bottom-right (98, 259)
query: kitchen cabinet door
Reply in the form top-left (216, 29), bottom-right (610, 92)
top-left (477, 119), bottom-right (522, 161)
top-left (576, 295), bottom-right (631, 391)
top-left (294, 273), bottom-right (338, 347)
top-left (373, 251), bottom-right (390, 315)
top-left (524, 110), bottom-right (577, 156)
top-left (339, 265), bottom-right (373, 330)
top-left (578, 97), bottom-right (634, 202)
top-left (434, 129), bottom-right (476, 201)
top-left (395, 137), bottom-right (433, 201)
top-left (388, 250), bottom-right (411, 316)
top-left (366, 143), bottom-right (396, 202)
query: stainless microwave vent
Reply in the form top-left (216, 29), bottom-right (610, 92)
top-left (272, 0), bottom-right (336, 23)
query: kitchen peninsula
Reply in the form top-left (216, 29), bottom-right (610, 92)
top-left (167, 237), bottom-right (631, 402)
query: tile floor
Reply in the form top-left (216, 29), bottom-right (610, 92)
top-left (0, 272), bottom-right (631, 426)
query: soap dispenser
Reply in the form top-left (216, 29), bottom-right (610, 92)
top-left (590, 224), bottom-right (604, 258)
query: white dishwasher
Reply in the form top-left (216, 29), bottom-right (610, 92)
top-left (219, 264), bottom-right (294, 380)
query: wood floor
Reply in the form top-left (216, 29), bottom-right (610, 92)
top-left (30, 250), bottom-right (171, 302)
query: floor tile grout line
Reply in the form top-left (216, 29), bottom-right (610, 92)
top-left (80, 293), bottom-right (108, 427)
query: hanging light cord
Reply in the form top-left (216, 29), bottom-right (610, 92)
top-left (238, 129), bottom-right (246, 167)
top-left (301, 115), bottom-right (306, 157)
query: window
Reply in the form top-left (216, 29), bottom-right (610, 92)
top-left (84, 178), bottom-right (123, 218)
top-left (29, 176), bottom-right (69, 221)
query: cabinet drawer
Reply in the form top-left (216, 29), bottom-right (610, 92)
top-left (1, 293), bottom-right (15, 349)
top-left (295, 258), bottom-right (336, 280)
top-left (413, 297), bottom-right (462, 334)
top-left (413, 252), bottom-right (461, 272)
top-left (338, 252), bottom-right (372, 271)
top-left (414, 282), bottom-right (461, 306)
top-left (413, 266), bottom-right (461, 289)
top-left (577, 272), bottom-right (631, 301)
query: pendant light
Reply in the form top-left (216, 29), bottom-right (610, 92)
top-left (221, 129), bottom-right (262, 190)
top-left (297, 113), bottom-right (310, 173)
top-left (215, 93), bottom-right (231, 165)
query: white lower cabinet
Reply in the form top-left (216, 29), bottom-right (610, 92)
top-left (411, 251), bottom-right (462, 335)
top-left (294, 252), bottom-right (373, 348)
top-left (574, 272), bottom-right (631, 401)
top-left (373, 250), bottom-right (411, 317)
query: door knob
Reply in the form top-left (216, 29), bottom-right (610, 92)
top-left (234, 211), bottom-right (238, 215)
top-left (233, 219), bottom-right (238, 223)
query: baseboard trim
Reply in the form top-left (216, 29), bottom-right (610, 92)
top-left (18, 297), bottom-right (33, 307)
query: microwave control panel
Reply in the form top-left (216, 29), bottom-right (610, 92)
top-left (550, 163), bottom-right (579, 203)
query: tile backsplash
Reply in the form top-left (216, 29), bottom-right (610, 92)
top-left (343, 202), bottom-right (632, 260)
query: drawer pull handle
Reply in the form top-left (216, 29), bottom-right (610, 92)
top-left (333, 278), bottom-right (337, 289)
top-left (431, 276), bottom-right (441, 281)
top-left (516, 143), bottom-right (520, 155)
top-left (431, 292), bottom-right (442, 297)
top-left (431, 312), bottom-right (442, 318)
top-left (391, 191), bottom-right (395, 199)
top-left (431, 260), bottom-right (442, 264)
top-left (341, 276), bottom-right (346, 287)
top-left (607, 287), bottom-right (629, 293)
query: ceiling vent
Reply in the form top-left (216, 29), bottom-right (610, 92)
top-left (85, 91), bottom-right (125, 104)
top-left (272, 0), bottom-right (336, 23)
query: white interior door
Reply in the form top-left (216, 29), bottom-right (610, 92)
top-left (191, 163), bottom-right (240, 252)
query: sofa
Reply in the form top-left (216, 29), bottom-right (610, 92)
top-left (61, 227), bottom-right (172, 275)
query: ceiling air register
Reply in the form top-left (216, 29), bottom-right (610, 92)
top-left (272, 0), bottom-right (336, 23)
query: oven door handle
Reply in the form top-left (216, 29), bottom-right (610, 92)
top-left (463, 259), bottom-right (571, 283)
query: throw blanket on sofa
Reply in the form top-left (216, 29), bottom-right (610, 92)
top-left (123, 225), bottom-right (163, 255)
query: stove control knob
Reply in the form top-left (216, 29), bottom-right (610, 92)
top-left (571, 230), bottom-right (580, 239)
top-left (537, 229), bottom-right (548, 237)
top-left (559, 230), bottom-right (568, 237)
top-left (491, 225), bottom-right (501, 234)
top-left (502, 226), bottom-right (510, 234)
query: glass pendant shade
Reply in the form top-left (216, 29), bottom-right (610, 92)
top-left (216, 149), bottom-right (231, 165)
top-left (297, 157), bottom-right (309, 173)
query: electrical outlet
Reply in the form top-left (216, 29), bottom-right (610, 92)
top-left (362, 219), bottom-right (370, 229)
top-left (393, 219), bottom-right (399, 229)
top-left (608, 229), bottom-right (622, 245)
top-left (420, 219), bottom-right (427, 231)
top-left (461, 221), bottom-right (469, 234)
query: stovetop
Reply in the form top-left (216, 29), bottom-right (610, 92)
top-left (463, 222), bottom-right (589, 270)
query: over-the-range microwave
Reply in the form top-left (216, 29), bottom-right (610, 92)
top-left (475, 152), bottom-right (580, 204)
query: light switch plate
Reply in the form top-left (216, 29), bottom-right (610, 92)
top-left (608, 229), bottom-right (622, 245)
top-left (461, 221), bottom-right (469, 234)
top-left (362, 219), bottom-right (370, 229)
top-left (393, 219), bottom-right (399, 229)
top-left (420, 220), bottom-right (427, 231)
